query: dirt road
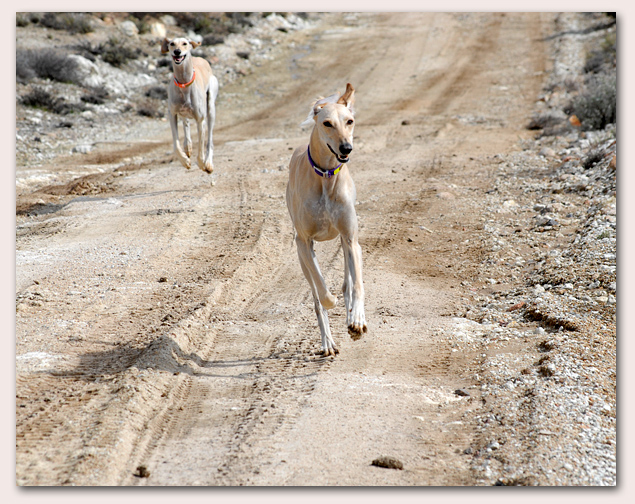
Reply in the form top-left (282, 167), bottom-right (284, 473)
top-left (16, 12), bottom-right (580, 486)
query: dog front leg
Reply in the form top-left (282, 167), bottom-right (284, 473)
top-left (202, 81), bottom-right (217, 174)
top-left (170, 114), bottom-right (191, 169)
top-left (342, 236), bottom-right (367, 340)
top-left (341, 235), bottom-right (353, 317)
top-left (195, 118), bottom-right (208, 172)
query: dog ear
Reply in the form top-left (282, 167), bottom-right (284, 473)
top-left (161, 38), bottom-right (171, 54)
top-left (190, 40), bottom-right (201, 49)
top-left (337, 83), bottom-right (355, 111)
top-left (312, 92), bottom-right (340, 116)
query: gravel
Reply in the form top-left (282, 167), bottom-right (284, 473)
top-left (445, 12), bottom-right (616, 486)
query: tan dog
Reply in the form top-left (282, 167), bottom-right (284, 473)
top-left (161, 37), bottom-right (219, 173)
top-left (286, 83), bottom-right (367, 356)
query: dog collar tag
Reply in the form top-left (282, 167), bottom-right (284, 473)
top-left (307, 146), bottom-right (342, 178)
top-left (174, 70), bottom-right (196, 88)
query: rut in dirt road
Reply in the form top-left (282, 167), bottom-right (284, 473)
top-left (120, 12), bottom-right (549, 486)
top-left (16, 12), bottom-right (556, 486)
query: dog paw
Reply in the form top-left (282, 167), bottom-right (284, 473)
top-left (184, 144), bottom-right (192, 157)
top-left (322, 346), bottom-right (339, 357)
top-left (348, 323), bottom-right (368, 341)
top-left (201, 160), bottom-right (214, 174)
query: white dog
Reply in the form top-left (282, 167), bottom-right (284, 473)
top-left (286, 83), bottom-right (367, 356)
top-left (161, 37), bottom-right (219, 173)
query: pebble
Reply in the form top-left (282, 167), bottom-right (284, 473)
top-left (371, 456), bottom-right (404, 470)
top-left (72, 144), bottom-right (93, 154)
top-left (465, 12), bottom-right (615, 486)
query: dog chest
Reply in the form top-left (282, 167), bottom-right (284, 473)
top-left (169, 88), bottom-right (204, 119)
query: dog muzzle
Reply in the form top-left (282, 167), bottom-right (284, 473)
top-left (327, 143), bottom-right (351, 164)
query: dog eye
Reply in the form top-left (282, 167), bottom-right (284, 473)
top-left (323, 121), bottom-right (333, 128)
top-left (347, 119), bottom-right (354, 125)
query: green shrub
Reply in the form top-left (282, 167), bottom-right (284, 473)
top-left (145, 86), bottom-right (168, 100)
top-left (84, 37), bottom-right (138, 68)
top-left (583, 148), bottom-right (605, 169)
top-left (16, 13), bottom-right (30, 27)
top-left (40, 12), bottom-right (93, 34)
top-left (81, 89), bottom-right (109, 105)
top-left (570, 75), bottom-right (616, 131)
top-left (584, 33), bottom-right (616, 74)
top-left (527, 114), bottom-right (562, 131)
top-left (21, 87), bottom-right (87, 115)
top-left (137, 101), bottom-right (163, 118)
top-left (16, 48), bottom-right (79, 83)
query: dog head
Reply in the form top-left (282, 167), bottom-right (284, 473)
top-left (161, 37), bottom-right (201, 66)
top-left (306, 83), bottom-right (356, 163)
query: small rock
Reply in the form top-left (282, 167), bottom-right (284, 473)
top-left (72, 144), bottom-right (93, 154)
top-left (119, 20), bottom-right (139, 37)
top-left (455, 389), bottom-right (470, 397)
top-left (160, 15), bottom-right (177, 26)
top-left (540, 147), bottom-right (556, 158)
top-left (538, 363), bottom-right (556, 377)
top-left (66, 54), bottom-right (103, 87)
top-left (609, 154), bottom-right (617, 169)
top-left (508, 301), bottom-right (526, 312)
top-left (150, 22), bottom-right (167, 38)
top-left (133, 465), bottom-right (150, 478)
top-left (533, 284), bottom-right (545, 294)
top-left (371, 456), bottom-right (403, 470)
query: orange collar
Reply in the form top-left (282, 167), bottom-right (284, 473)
top-left (173, 70), bottom-right (196, 88)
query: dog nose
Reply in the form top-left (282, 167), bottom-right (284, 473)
top-left (339, 143), bottom-right (353, 156)
top-left (174, 49), bottom-right (181, 56)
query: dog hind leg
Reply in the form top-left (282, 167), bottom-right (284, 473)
top-left (183, 118), bottom-right (192, 157)
top-left (296, 239), bottom-right (337, 309)
top-left (296, 240), bottom-right (339, 355)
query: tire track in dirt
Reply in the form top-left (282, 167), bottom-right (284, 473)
top-left (16, 12), bottom-right (553, 486)
top-left (119, 12), bottom-right (528, 485)
top-left (120, 198), bottom-right (349, 485)
top-left (16, 161), bottom-right (281, 485)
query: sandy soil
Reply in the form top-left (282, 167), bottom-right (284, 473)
top-left (15, 12), bottom-right (615, 486)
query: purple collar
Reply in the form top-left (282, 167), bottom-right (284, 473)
top-left (307, 146), bottom-right (342, 178)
